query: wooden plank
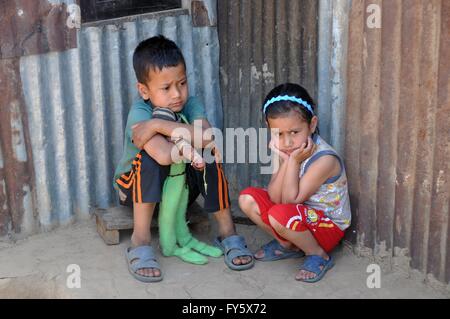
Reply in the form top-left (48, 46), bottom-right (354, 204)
top-left (94, 206), bottom-right (133, 230)
top-left (96, 214), bottom-right (120, 245)
top-left (94, 202), bottom-right (212, 245)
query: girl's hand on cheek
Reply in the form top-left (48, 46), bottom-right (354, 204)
top-left (291, 137), bottom-right (316, 163)
top-left (269, 139), bottom-right (290, 162)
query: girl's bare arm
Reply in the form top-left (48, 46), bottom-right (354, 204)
top-left (267, 158), bottom-right (289, 203)
top-left (282, 155), bottom-right (340, 204)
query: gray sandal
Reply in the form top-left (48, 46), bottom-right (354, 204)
top-left (126, 245), bottom-right (163, 282)
top-left (214, 235), bottom-right (255, 271)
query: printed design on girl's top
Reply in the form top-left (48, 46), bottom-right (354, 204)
top-left (306, 209), bottom-right (319, 224)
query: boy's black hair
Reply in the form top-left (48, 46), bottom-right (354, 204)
top-left (263, 83), bottom-right (316, 123)
top-left (133, 35), bottom-right (186, 84)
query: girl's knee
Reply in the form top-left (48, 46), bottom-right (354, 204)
top-left (238, 194), bottom-right (256, 216)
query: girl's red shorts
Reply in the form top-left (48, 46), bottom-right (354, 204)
top-left (240, 187), bottom-right (344, 253)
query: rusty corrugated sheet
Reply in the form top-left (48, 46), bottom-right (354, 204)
top-left (345, 0), bottom-right (450, 284)
top-left (1, 1), bottom-right (223, 238)
top-left (218, 0), bottom-right (318, 203)
top-left (0, 59), bottom-right (36, 237)
top-left (0, 0), bottom-right (77, 59)
top-left (0, 0), bottom-right (77, 237)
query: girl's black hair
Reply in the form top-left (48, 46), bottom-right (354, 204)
top-left (263, 83), bottom-right (316, 126)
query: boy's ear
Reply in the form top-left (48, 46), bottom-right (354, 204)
top-left (136, 82), bottom-right (150, 100)
top-left (310, 116), bottom-right (318, 133)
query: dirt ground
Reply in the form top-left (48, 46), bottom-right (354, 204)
top-left (0, 217), bottom-right (448, 299)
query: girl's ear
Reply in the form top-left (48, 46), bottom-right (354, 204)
top-left (310, 116), bottom-right (318, 134)
top-left (265, 115), bottom-right (271, 129)
top-left (137, 82), bottom-right (150, 100)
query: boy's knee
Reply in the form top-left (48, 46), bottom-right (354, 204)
top-left (137, 151), bottom-right (170, 203)
top-left (139, 151), bottom-right (169, 172)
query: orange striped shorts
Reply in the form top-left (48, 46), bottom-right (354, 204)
top-left (116, 150), bottom-right (230, 213)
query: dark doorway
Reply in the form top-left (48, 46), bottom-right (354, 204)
top-left (80, 0), bottom-right (182, 23)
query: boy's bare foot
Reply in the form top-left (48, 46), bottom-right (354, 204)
top-left (232, 256), bottom-right (253, 265)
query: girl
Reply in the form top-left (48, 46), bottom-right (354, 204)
top-left (239, 83), bottom-right (351, 283)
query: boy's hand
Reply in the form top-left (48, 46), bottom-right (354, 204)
top-left (191, 153), bottom-right (206, 171)
top-left (269, 139), bottom-right (289, 162)
top-left (291, 136), bottom-right (316, 164)
top-left (173, 137), bottom-right (206, 171)
top-left (132, 121), bottom-right (153, 149)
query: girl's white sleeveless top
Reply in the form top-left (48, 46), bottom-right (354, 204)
top-left (300, 135), bottom-right (352, 231)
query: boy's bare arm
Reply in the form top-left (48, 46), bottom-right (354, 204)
top-left (132, 118), bottom-right (214, 150)
top-left (143, 134), bottom-right (180, 166)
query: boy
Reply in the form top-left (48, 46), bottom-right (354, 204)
top-left (114, 35), bottom-right (254, 282)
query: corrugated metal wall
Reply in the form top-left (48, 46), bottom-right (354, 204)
top-left (317, 0), bottom-right (350, 156)
top-left (0, 0), bottom-right (78, 238)
top-left (218, 0), bottom-right (318, 202)
top-left (345, 0), bottom-right (450, 285)
top-left (1, 1), bottom-right (223, 238)
top-left (2, 0), bottom-right (448, 289)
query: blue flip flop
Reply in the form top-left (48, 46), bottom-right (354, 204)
top-left (255, 239), bottom-right (305, 261)
top-left (126, 245), bottom-right (163, 283)
top-left (296, 255), bottom-right (334, 283)
top-left (214, 235), bottom-right (255, 271)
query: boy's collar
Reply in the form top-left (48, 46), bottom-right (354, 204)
top-left (144, 98), bottom-right (185, 117)
top-left (144, 98), bottom-right (153, 110)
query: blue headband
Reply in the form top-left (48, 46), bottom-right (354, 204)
top-left (263, 95), bottom-right (314, 115)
